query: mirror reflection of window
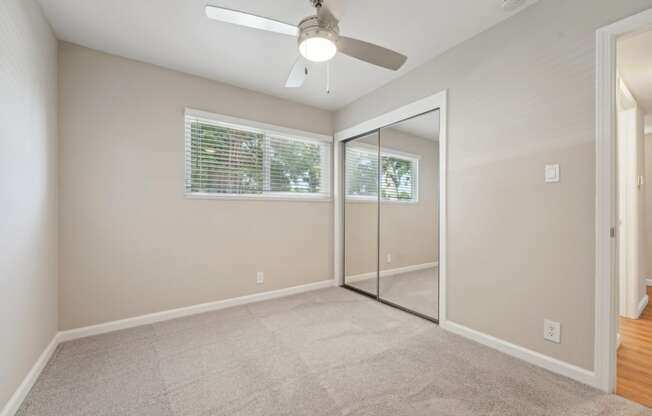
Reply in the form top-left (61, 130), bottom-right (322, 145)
top-left (345, 144), bottom-right (419, 203)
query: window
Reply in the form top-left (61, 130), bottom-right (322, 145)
top-left (345, 144), bottom-right (418, 203)
top-left (185, 111), bottom-right (331, 199)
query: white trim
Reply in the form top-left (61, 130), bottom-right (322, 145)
top-left (345, 262), bottom-right (438, 283)
top-left (646, 278), bottom-right (652, 287)
top-left (439, 91), bottom-right (448, 325)
top-left (595, 7), bottom-right (652, 394)
top-left (184, 192), bottom-right (332, 202)
top-left (441, 320), bottom-right (598, 388)
top-left (333, 90), bottom-right (448, 324)
top-left (334, 140), bottom-right (344, 286)
top-left (334, 93), bottom-right (446, 141)
top-left (617, 333), bottom-right (622, 350)
top-left (344, 195), bottom-right (418, 204)
top-left (0, 334), bottom-right (60, 416)
top-left (637, 295), bottom-right (649, 318)
top-left (185, 108), bottom-right (332, 143)
top-left (346, 141), bottom-right (422, 160)
top-left (595, 24), bottom-right (618, 394)
top-left (58, 279), bottom-right (334, 342)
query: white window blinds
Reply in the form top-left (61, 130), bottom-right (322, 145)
top-left (345, 146), bottom-right (379, 198)
top-left (185, 112), bottom-right (331, 199)
top-left (345, 144), bottom-right (418, 203)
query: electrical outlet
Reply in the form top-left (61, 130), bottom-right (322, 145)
top-left (543, 319), bottom-right (561, 344)
top-left (386, 253), bottom-right (392, 263)
top-left (256, 272), bottom-right (264, 285)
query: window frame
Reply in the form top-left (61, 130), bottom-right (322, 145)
top-left (344, 142), bottom-right (420, 204)
top-left (184, 108), bottom-right (333, 202)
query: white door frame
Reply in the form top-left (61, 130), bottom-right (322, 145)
top-left (595, 7), bottom-right (652, 393)
top-left (333, 90), bottom-right (448, 323)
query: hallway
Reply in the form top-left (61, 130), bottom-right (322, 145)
top-left (618, 286), bottom-right (652, 408)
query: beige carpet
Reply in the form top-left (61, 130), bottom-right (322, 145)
top-left (17, 287), bottom-right (652, 415)
top-left (347, 267), bottom-right (438, 319)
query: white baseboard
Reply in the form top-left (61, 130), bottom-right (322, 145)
top-left (617, 333), bottom-right (622, 350)
top-left (0, 333), bottom-right (60, 416)
top-left (59, 279), bottom-right (334, 342)
top-left (440, 320), bottom-right (598, 388)
top-left (345, 262), bottom-right (438, 283)
top-left (647, 278), bottom-right (652, 287)
top-left (2, 280), bottom-right (334, 415)
top-left (636, 294), bottom-right (649, 319)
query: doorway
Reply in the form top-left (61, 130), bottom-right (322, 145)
top-left (613, 28), bottom-right (652, 408)
top-left (341, 110), bottom-right (441, 322)
top-left (595, 6), bottom-right (652, 403)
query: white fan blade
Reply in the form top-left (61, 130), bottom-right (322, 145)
top-left (285, 57), bottom-right (308, 88)
top-left (205, 5), bottom-right (298, 36)
top-left (338, 36), bottom-right (407, 71)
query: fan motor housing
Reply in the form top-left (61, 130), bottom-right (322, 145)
top-left (297, 16), bottom-right (339, 47)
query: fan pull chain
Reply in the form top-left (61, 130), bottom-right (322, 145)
top-left (326, 61), bottom-right (331, 94)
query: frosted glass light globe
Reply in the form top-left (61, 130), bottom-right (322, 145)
top-left (299, 36), bottom-right (337, 62)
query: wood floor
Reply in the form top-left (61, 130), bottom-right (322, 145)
top-left (617, 286), bottom-right (652, 409)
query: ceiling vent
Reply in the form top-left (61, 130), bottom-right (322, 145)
top-left (502, 0), bottom-right (526, 11)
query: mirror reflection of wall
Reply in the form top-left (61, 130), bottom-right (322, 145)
top-left (379, 111), bottom-right (440, 319)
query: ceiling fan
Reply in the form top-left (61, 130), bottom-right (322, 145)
top-left (205, 0), bottom-right (408, 89)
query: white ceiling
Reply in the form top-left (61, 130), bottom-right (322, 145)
top-left (619, 30), bottom-right (652, 133)
top-left (37, 0), bottom-right (538, 110)
top-left (619, 30), bottom-right (652, 113)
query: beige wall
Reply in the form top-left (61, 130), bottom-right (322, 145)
top-left (615, 74), bottom-right (647, 318)
top-left (617, 104), bottom-right (647, 318)
top-left (58, 43), bottom-right (333, 330)
top-left (336, 0), bottom-right (652, 370)
top-left (637, 119), bottom-right (647, 304)
top-left (0, 0), bottom-right (59, 409)
top-left (344, 128), bottom-right (438, 277)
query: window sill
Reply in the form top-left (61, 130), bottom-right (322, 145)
top-left (185, 192), bottom-right (332, 202)
top-left (345, 196), bottom-right (419, 205)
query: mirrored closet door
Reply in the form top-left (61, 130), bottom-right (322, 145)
top-left (378, 111), bottom-right (440, 320)
top-left (343, 110), bottom-right (440, 322)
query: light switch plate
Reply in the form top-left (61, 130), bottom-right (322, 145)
top-left (545, 164), bottom-right (560, 183)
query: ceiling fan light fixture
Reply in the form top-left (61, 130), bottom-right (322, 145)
top-left (204, 3), bottom-right (408, 91)
top-left (297, 16), bottom-right (338, 63)
top-left (299, 36), bottom-right (337, 62)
